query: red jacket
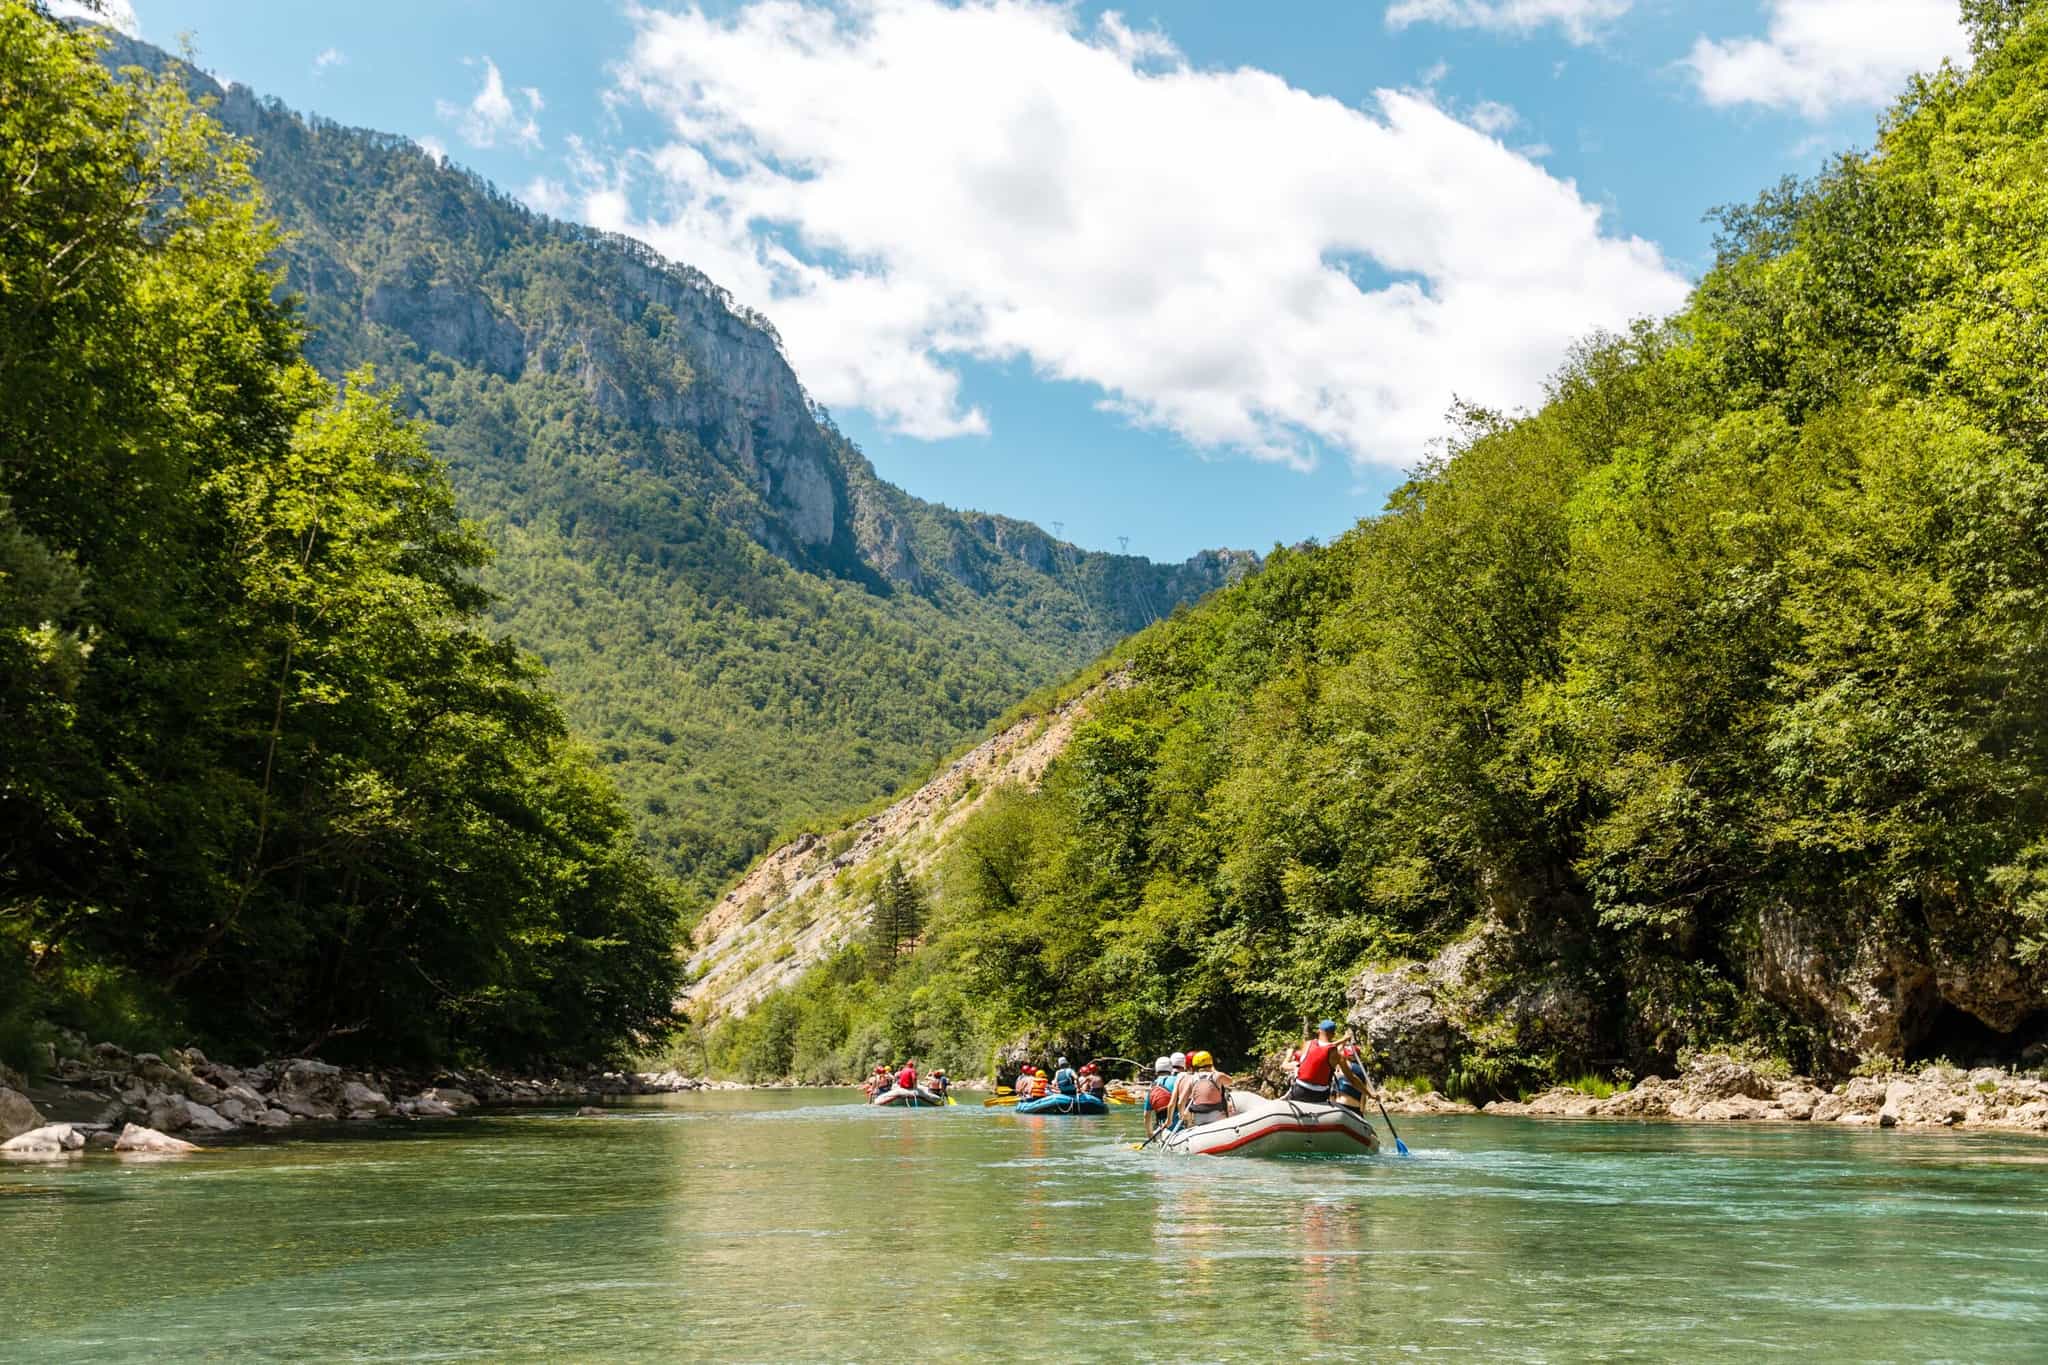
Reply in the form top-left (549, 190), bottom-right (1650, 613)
top-left (896, 1065), bottom-right (917, 1090)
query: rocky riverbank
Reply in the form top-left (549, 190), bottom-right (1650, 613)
top-left (0, 1041), bottom-right (746, 1158)
top-left (1464, 1053), bottom-right (2048, 1134)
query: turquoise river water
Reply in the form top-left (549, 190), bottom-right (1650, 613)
top-left (3, 1090), bottom-right (2045, 1361)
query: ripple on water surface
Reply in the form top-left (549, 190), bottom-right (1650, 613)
top-left (2, 1090), bottom-right (2044, 1361)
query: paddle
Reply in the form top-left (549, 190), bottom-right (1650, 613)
top-left (1336, 1031), bottom-right (1409, 1155)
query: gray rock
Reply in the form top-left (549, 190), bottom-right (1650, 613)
top-left (144, 1091), bottom-right (192, 1133)
top-left (1, 1123), bottom-right (84, 1154)
top-left (0, 1087), bottom-right (45, 1142)
top-left (113, 1123), bottom-right (199, 1154)
top-left (1744, 906), bottom-right (1939, 1072)
top-left (576, 1105), bottom-right (605, 1117)
top-left (341, 1081), bottom-right (391, 1119)
top-left (1346, 961), bottom-right (1459, 1079)
top-left (179, 1099), bottom-right (236, 1133)
top-left (255, 1108), bottom-right (291, 1129)
top-left (400, 1095), bottom-right (459, 1119)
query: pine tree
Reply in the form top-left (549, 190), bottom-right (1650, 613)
top-left (867, 861), bottom-right (925, 974)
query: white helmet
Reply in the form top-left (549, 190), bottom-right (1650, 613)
top-left (1058, 1056), bottom-right (1068, 1066)
top-left (1153, 1056), bottom-right (1172, 1073)
top-left (1170, 1051), bottom-right (1188, 1071)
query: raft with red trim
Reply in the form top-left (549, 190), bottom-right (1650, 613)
top-left (1160, 1095), bottom-right (1379, 1157)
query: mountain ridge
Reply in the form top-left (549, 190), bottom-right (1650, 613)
top-left (96, 29), bottom-right (1254, 899)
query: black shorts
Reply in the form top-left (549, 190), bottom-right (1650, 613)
top-left (1287, 1081), bottom-right (1332, 1103)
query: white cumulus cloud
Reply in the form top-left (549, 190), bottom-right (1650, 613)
top-left (601, 0), bottom-right (1687, 466)
top-left (1384, 0), bottom-right (1631, 45)
top-left (313, 47), bottom-right (345, 74)
top-left (436, 56), bottom-right (542, 151)
top-left (1685, 0), bottom-right (1971, 118)
top-left (46, 0), bottom-right (139, 35)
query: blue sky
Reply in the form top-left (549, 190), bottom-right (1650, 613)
top-left (74, 1), bottom-right (1974, 560)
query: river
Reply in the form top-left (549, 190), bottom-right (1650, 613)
top-left (3, 1090), bottom-right (2043, 1361)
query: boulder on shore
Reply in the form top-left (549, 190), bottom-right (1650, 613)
top-left (113, 1123), bottom-right (200, 1154)
top-left (0, 1087), bottom-right (46, 1143)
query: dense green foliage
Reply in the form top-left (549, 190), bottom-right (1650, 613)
top-left (714, 4), bottom-right (2048, 1085)
top-left (0, 8), bottom-right (676, 1068)
top-left (80, 34), bottom-right (1242, 903)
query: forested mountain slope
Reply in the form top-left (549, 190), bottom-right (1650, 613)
top-left (102, 34), bottom-right (1249, 901)
top-left (702, 2), bottom-right (2048, 1089)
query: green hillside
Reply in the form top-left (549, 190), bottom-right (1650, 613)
top-left (102, 33), bottom-right (1248, 902)
top-left (707, 3), bottom-right (2048, 1088)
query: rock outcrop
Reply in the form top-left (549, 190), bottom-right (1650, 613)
top-left (1345, 918), bottom-right (1601, 1081)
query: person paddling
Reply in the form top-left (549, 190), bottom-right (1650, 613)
top-left (1329, 1041), bottom-right (1378, 1113)
top-left (1051, 1057), bottom-right (1079, 1097)
top-left (1288, 1020), bottom-right (1340, 1103)
top-left (1172, 1050), bottom-right (1232, 1128)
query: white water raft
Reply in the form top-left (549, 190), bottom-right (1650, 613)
top-left (871, 1085), bottom-right (949, 1107)
top-left (1161, 1096), bottom-right (1379, 1157)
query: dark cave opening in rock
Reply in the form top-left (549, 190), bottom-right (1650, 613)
top-left (1906, 1003), bottom-right (2044, 1069)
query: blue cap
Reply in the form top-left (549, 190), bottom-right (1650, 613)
top-left (1318, 1019), bottom-right (1337, 1032)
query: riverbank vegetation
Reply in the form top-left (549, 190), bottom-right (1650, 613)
top-left (707, 1), bottom-right (2048, 1088)
top-left (0, 9), bottom-right (677, 1071)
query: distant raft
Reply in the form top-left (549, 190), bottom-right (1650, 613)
top-left (872, 1085), bottom-right (950, 1107)
top-left (1013, 1091), bottom-right (1109, 1116)
top-left (1161, 1096), bottom-right (1378, 1157)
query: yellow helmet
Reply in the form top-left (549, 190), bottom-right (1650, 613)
top-left (1190, 1050), bottom-right (1214, 1068)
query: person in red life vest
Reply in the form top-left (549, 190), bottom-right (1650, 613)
top-left (896, 1059), bottom-right (918, 1092)
top-left (1078, 1063), bottom-right (1106, 1098)
top-left (1146, 1056), bottom-right (1175, 1137)
top-left (1288, 1020), bottom-right (1341, 1102)
top-left (868, 1064), bottom-right (891, 1097)
top-left (928, 1068), bottom-right (949, 1099)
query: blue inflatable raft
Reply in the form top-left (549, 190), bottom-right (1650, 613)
top-left (1014, 1091), bottom-right (1109, 1116)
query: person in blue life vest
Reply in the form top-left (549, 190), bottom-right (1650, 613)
top-left (928, 1068), bottom-right (950, 1099)
top-left (1051, 1057), bottom-right (1079, 1097)
top-left (1328, 1043), bottom-right (1379, 1113)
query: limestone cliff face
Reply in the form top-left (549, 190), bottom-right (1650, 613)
top-left (106, 33), bottom-right (1246, 619)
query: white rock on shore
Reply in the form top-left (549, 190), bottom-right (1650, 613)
top-left (1, 1123), bottom-right (85, 1156)
top-left (113, 1123), bottom-right (200, 1154)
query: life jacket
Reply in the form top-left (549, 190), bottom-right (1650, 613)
top-left (1183, 1072), bottom-right (1226, 1111)
top-left (1148, 1084), bottom-right (1171, 1111)
top-left (1053, 1067), bottom-right (1078, 1095)
top-left (896, 1066), bottom-right (916, 1091)
top-left (1029, 1075), bottom-right (1049, 1098)
top-left (1296, 1039), bottom-right (1336, 1089)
